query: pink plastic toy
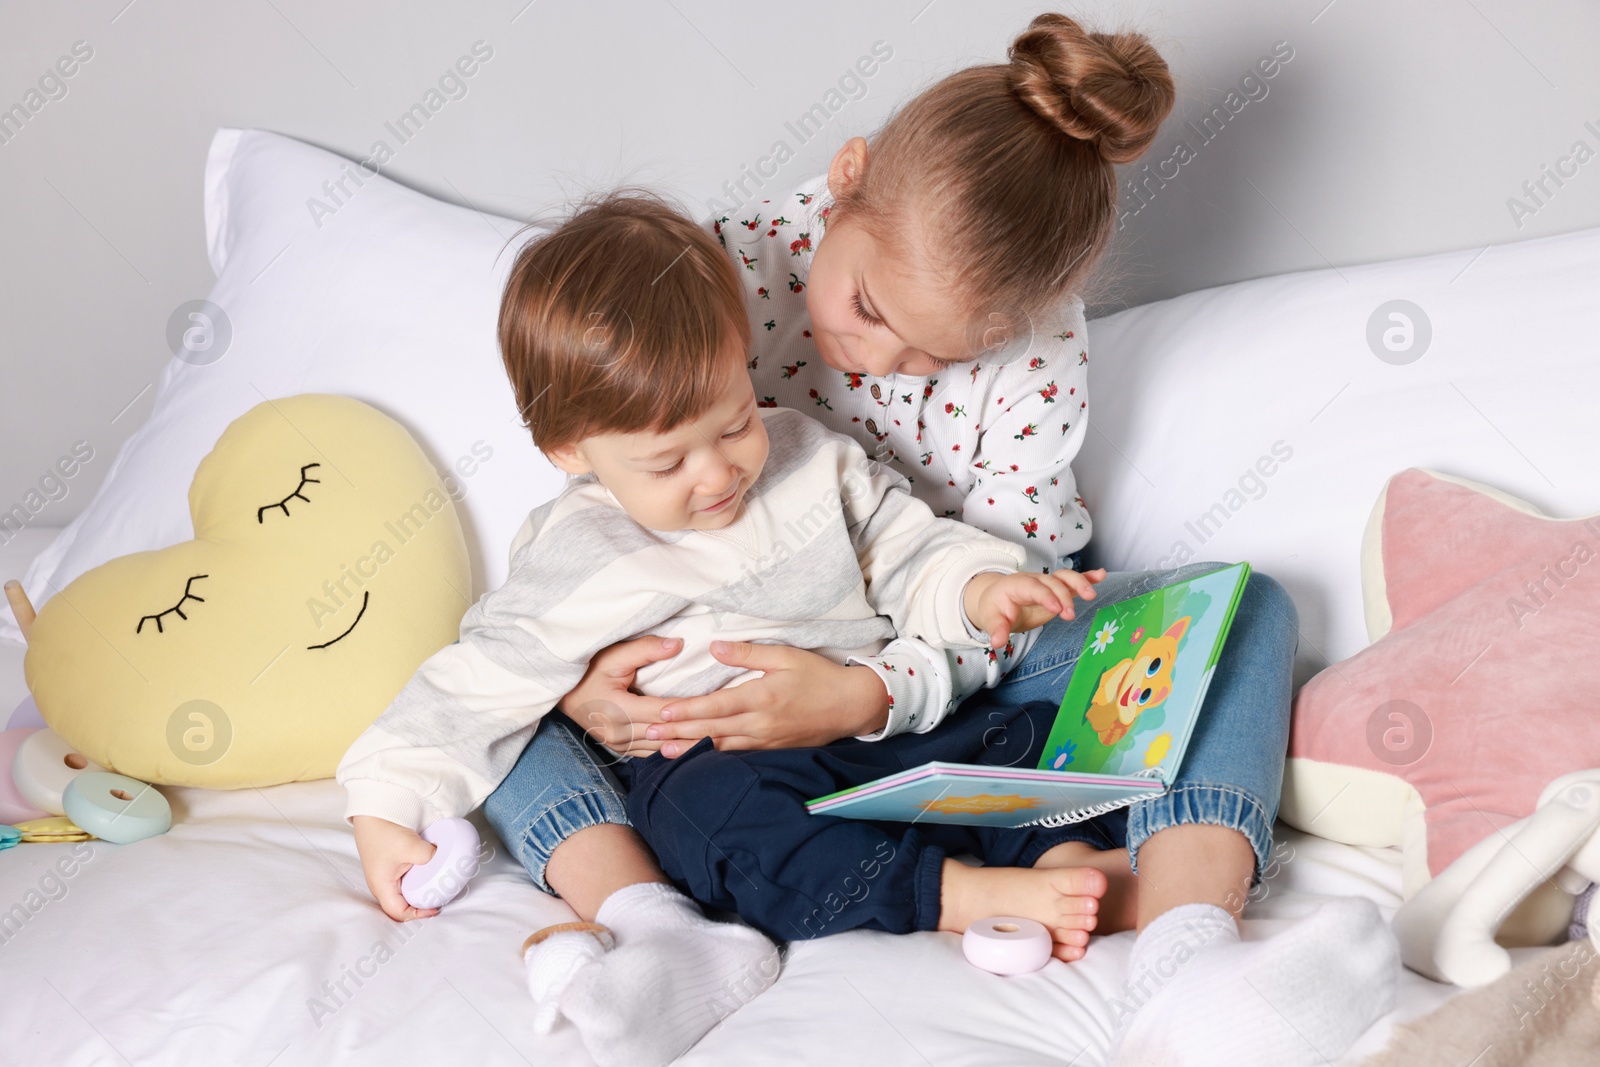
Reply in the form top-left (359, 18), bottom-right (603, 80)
top-left (962, 916), bottom-right (1053, 975)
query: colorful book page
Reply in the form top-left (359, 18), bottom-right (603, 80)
top-left (1035, 562), bottom-right (1249, 781)
top-left (803, 562), bottom-right (1251, 828)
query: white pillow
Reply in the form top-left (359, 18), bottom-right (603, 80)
top-left (11, 125), bottom-right (1599, 687)
top-left (1075, 223), bottom-right (1600, 683)
top-left (3, 128), bottom-right (564, 645)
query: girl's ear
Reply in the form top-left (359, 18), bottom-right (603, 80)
top-left (828, 137), bottom-right (869, 197)
top-left (544, 444), bottom-right (591, 476)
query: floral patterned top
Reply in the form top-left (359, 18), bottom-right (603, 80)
top-left (709, 174), bottom-right (1093, 740)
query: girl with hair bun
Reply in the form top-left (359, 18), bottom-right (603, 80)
top-left (506, 15), bottom-right (1396, 1065)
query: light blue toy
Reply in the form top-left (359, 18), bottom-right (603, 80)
top-left (0, 824), bottom-right (19, 850)
top-left (62, 772), bottom-right (172, 844)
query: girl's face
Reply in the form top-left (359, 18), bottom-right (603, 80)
top-left (805, 216), bottom-right (972, 379)
top-left (804, 138), bottom-right (980, 379)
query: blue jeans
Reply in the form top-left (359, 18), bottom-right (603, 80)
top-left (484, 558), bottom-right (1298, 894)
top-left (483, 710), bottom-right (631, 894)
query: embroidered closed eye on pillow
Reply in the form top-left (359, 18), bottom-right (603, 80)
top-left (1280, 467), bottom-right (1600, 907)
top-left (22, 394), bottom-right (470, 788)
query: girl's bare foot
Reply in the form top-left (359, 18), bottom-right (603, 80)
top-left (1034, 841), bottom-right (1139, 935)
top-left (938, 860), bottom-right (1107, 961)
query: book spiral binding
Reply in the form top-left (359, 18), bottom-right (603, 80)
top-left (1021, 768), bottom-right (1168, 828)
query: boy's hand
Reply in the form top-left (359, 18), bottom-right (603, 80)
top-left (352, 814), bottom-right (440, 922)
top-left (963, 568), bottom-right (1107, 650)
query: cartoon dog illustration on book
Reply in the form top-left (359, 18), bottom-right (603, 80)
top-left (1084, 616), bottom-right (1191, 747)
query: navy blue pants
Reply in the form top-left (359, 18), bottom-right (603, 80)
top-left (615, 699), bottom-right (1123, 943)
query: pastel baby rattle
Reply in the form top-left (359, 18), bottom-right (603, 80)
top-left (401, 818), bottom-right (483, 910)
top-left (962, 916), bottom-right (1053, 975)
top-left (62, 772), bottom-right (173, 845)
top-left (0, 726), bottom-right (50, 824)
top-left (12, 727), bottom-right (106, 816)
top-left (6, 582), bottom-right (171, 844)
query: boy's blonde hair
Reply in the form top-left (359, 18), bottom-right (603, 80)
top-left (498, 191), bottom-right (750, 452)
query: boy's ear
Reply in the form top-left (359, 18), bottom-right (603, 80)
top-left (829, 137), bottom-right (869, 198)
top-left (544, 443), bottom-right (590, 476)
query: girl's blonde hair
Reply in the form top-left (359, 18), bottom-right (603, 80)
top-left (832, 13), bottom-right (1174, 319)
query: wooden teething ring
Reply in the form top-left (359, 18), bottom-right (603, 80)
top-left (521, 921), bottom-right (615, 959)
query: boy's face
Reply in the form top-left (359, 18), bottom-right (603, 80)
top-left (548, 351), bottom-right (769, 532)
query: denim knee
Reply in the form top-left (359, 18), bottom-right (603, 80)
top-left (482, 712), bottom-right (632, 895)
top-left (1125, 781), bottom-right (1278, 889)
top-left (1119, 567), bottom-right (1299, 888)
top-left (1243, 569), bottom-right (1300, 642)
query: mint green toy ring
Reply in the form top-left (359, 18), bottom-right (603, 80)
top-left (62, 773), bottom-right (171, 844)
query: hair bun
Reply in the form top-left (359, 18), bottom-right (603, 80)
top-left (1008, 13), bottom-right (1175, 164)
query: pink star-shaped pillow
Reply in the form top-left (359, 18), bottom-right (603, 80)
top-left (1280, 468), bottom-right (1600, 899)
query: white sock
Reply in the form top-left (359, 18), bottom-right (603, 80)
top-left (1108, 897), bottom-right (1398, 1067)
top-left (559, 882), bottom-right (781, 1067)
top-left (523, 927), bottom-right (612, 1034)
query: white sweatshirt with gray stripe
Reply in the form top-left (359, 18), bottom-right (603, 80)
top-left (337, 408), bottom-right (1026, 830)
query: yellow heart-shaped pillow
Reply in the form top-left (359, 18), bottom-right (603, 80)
top-left (24, 394), bottom-right (470, 787)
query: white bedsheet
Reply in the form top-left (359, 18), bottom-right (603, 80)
top-left (0, 529), bottom-right (1489, 1066)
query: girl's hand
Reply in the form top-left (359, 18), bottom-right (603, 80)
top-left (964, 568), bottom-right (1107, 649)
top-left (559, 635), bottom-right (684, 757)
top-left (645, 641), bottom-right (891, 757)
top-left (351, 815), bottom-right (440, 922)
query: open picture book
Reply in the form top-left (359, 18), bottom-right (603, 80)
top-left (806, 562), bottom-right (1252, 828)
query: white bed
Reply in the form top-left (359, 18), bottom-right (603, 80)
top-left (5, 126), bottom-right (1598, 1065)
top-left (0, 567), bottom-right (1466, 1066)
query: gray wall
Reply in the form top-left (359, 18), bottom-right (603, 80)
top-left (3, 0), bottom-right (1598, 529)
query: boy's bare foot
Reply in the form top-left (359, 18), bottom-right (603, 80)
top-left (938, 860), bottom-right (1107, 961)
top-left (1035, 841), bottom-right (1139, 936)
